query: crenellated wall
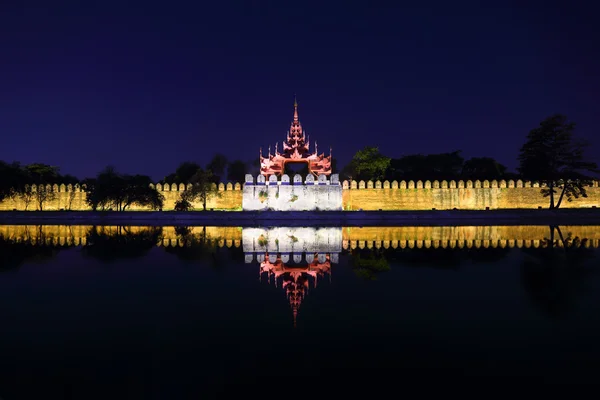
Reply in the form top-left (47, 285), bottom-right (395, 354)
top-left (0, 182), bottom-right (243, 211)
top-left (341, 179), bottom-right (600, 210)
top-left (242, 174), bottom-right (343, 211)
top-left (0, 178), bottom-right (599, 211)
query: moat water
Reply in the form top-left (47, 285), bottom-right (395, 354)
top-left (1, 225), bottom-right (599, 396)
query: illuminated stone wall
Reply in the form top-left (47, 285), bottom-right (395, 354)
top-left (1, 178), bottom-right (599, 211)
top-left (341, 179), bottom-right (600, 210)
top-left (0, 182), bottom-right (243, 211)
top-left (242, 174), bottom-right (343, 211)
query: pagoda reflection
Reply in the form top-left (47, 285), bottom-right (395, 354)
top-left (243, 227), bottom-right (342, 327)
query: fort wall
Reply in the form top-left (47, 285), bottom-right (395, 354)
top-left (242, 174), bottom-right (342, 211)
top-left (0, 182), bottom-right (243, 211)
top-left (341, 179), bottom-right (600, 210)
top-left (0, 178), bottom-right (599, 211)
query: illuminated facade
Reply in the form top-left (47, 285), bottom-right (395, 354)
top-left (259, 97), bottom-right (332, 177)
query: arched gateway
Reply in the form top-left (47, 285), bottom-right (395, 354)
top-left (259, 97), bottom-right (332, 177)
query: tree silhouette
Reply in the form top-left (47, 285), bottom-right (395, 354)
top-left (0, 227), bottom-right (65, 270)
top-left (1, 162), bottom-right (77, 210)
top-left (520, 225), bottom-right (597, 318)
top-left (350, 248), bottom-right (391, 280)
top-left (0, 161), bottom-right (26, 202)
top-left (163, 162), bottom-right (202, 184)
top-left (206, 154), bottom-right (228, 183)
top-left (386, 151), bottom-right (464, 181)
top-left (162, 226), bottom-right (229, 268)
top-left (179, 168), bottom-right (220, 211)
top-left (81, 226), bottom-right (163, 263)
top-left (343, 146), bottom-right (391, 181)
top-left (518, 114), bottom-right (598, 209)
top-left (227, 160), bottom-right (248, 182)
top-left (462, 157), bottom-right (508, 180)
top-left (84, 167), bottom-right (164, 211)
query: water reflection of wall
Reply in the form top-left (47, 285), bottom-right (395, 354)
top-left (1, 225), bottom-right (599, 249)
top-left (2, 224), bottom-right (598, 321)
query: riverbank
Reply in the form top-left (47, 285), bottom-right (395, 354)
top-left (1, 209), bottom-right (600, 226)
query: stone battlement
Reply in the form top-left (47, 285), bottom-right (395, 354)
top-left (242, 174), bottom-right (342, 211)
top-left (244, 174), bottom-right (340, 186)
top-left (1, 177), bottom-right (599, 211)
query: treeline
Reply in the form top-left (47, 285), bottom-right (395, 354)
top-left (0, 154), bottom-right (251, 211)
top-left (341, 114), bottom-right (598, 209)
top-left (0, 163), bottom-right (78, 210)
top-left (339, 149), bottom-right (516, 182)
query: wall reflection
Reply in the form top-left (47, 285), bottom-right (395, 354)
top-left (242, 227), bottom-right (340, 326)
top-left (1, 224), bottom-right (598, 323)
top-left (1, 225), bottom-right (599, 249)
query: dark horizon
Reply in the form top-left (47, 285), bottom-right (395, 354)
top-left (1, 0), bottom-right (599, 181)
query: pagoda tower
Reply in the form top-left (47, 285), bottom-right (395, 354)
top-left (259, 96), bottom-right (332, 177)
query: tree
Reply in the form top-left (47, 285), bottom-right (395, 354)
top-left (0, 228), bottom-right (64, 270)
top-left (33, 185), bottom-right (56, 211)
top-left (518, 114), bottom-right (598, 209)
top-left (520, 225), bottom-right (595, 317)
top-left (180, 168), bottom-right (220, 211)
top-left (85, 167), bottom-right (164, 211)
top-left (462, 157), bottom-right (508, 180)
top-left (162, 226), bottom-right (222, 264)
top-left (22, 164), bottom-right (59, 210)
top-left (82, 226), bottom-right (163, 263)
top-left (164, 162), bottom-right (202, 184)
top-left (25, 163), bottom-right (60, 183)
top-left (24, 163), bottom-right (77, 210)
top-left (387, 151), bottom-right (464, 181)
top-left (11, 185), bottom-right (35, 210)
top-left (227, 159), bottom-right (248, 182)
top-left (344, 146), bottom-right (391, 181)
top-left (0, 161), bottom-right (25, 202)
top-left (1, 162), bottom-right (77, 210)
top-left (206, 153), bottom-right (228, 183)
top-left (350, 248), bottom-right (391, 280)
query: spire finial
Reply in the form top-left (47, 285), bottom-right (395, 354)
top-left (293, 94), bottom-right (299, 122)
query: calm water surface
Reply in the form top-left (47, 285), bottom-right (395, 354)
top-left (1, 225), bottom-right (599, 396)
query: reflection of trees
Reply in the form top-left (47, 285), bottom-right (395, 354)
top-left (350, 248), bottom-right (391, 280)
top-left (162, 226), bottom-right (232, 268)
top-left (0, 226), bottom-right (64, 270)
top-left (382, 246), bottom-right (511, 270)
top-left (520, 225), bottom-right (596, 318)
top-left (81, 226), bottom-right (163, 263)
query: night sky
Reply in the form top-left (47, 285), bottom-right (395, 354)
top-left (1, 0), bottom-right (599, 181)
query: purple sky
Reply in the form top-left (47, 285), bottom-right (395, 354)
top-left (1, 0), bottom-right (599, 181)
